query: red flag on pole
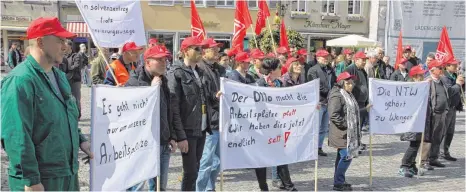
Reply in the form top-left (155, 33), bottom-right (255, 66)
top-left (394, 31), bottom-right (403, 70)
top-left (435, 26), bottom-right (455, 64)
top-left (191, 0), bottom-right (206, 40)
top-left (232, 0), bottom-right (252, 52)
top-left (255, 0), bottom-right (270, 35)
top-left (279, 18), bottom-right (289, 49)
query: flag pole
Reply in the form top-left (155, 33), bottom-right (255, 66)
top-left (417, 131), bottom-right (425, 179)
top-left (95, 45), bottom-right (119, 85)
top-left (314, 159), bottom-right (318, 192)
top-left (266, 18), bottom-right (276, 54)
top-left (369, 134), bottom-right (373, 186)
top-left (220, 171), bottom-right (224, 191)
top-left (249, 25), bottom-right (259, 48)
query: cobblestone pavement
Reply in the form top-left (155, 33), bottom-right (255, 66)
top-left (1, 85), bottom-right (465, 191)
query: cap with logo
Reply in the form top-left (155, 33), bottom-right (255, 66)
top-left (202, 38), bottom-right (224, 48)
top-left (343, 49), bottom-right (353, 55)
top-left (316, 49), bottom-right (329, 57)
top-left (353, 51), bottom-right (367, 60)
top-left (235, 52), bottom-right (251, 63)
top-left (181, 36), bottom-right (207, 51)
top-left (409, 65), bottom-right (427, 77)
top-left (336, 72), bottom-right (357, 82)
top-left (298, 49), bottom-right (308, 56)
top-left (144, 45), bottom-right (170, 60)
top-left (276, 46), bottom-right (288, 54)
top-left (250, 49), bottom-right (265, 59)
top-left (122, 41), bottom-right (143, 53)
top-left (428, 59), bottom-right (443, 70)
top-left (27, 17), bottom-right (76, 39)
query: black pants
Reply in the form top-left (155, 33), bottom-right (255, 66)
top-left (255, 165), bottom-right (294, 191)
top-left (428, 111), bottom-right (447, 162)
top-left (401, 140), bottom-right (421, 168)
top-left (181, 134), bottom-right (206, 191)
top-left (441, 107), bottom-right (456, 156)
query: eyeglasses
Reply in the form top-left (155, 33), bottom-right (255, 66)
top-left (189, 46), bottom-right (202, 52)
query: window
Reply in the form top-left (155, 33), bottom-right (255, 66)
top-left (182, 0), bottom-right (204, 6)
top-left (348, 0), bottom-right (361, 15)
top-left (268, 0), bottom-right (279, 9)
top-left (216, 0), bottom-right (234, 7)
top-left (149, 0), bottom-right (174, 6)
top-left (321, 0), bottom-right (336, 14)
top-left (248, 0), bottom-right (257, 8)
top-left (291, 0), bottom-right (306, 12)
top-left (23, 0), bottom-right (52, 5)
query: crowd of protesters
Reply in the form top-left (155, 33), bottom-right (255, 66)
top-left (1, 16), bottom-right (465, 192)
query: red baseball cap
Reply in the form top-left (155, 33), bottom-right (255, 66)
top-left (428, 59), bottom-right (443, 70)
top-left (298, 49), bottom-right (308, 56)
top-left (148, 38), bottom-right (158, 45)
top-left (251, 49), bottom-right (265, 59)
top-left (144, 45), bottom-right (170, 60)
top-left (404, 46), bottom-right (412, 51)
top-left (276, 46), bottom-right (288, 54)
top-left (202, 38), bottom-right (223, 48)
top-left (337, 72), bottom-right (357, 82)
top-left (343, 48), bottom-right (353, 55)
top-left (316, 49), bottom-right (329, 57)
top-left (122, 41), bottom-right (143, 53)
top-left (27, 17), bottom-right (76, 39)
top-left (353, 51), bottom-right (367, 59)
top-left (409, 65), bottom-right (427, 77)
top-left (285, 57), bottom-right (298, 67)
top-left (181, 36), bottom-right (206, 51)
top-left (235, 52), bottom-right (250, 63)
top-left (398, 58), bottom-right (408, 66)
top-left (266, 52), bottom-right (276, 58)
top-left (446, 58), bottom-right (459, 65)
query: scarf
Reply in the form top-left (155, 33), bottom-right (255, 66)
top-left (339, 88), bottom-right (361, 159)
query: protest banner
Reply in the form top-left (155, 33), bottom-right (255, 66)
top-left (90, 85), bottom-right (160, 191)
top-left (369, 79), bottom-right (430, 134)
top-left (219, 78), bottom-right (320, 171)
top-left (75, 0), bottom-right (146, 48)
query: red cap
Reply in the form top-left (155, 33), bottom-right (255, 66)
top-left (266, 52), bottom-right (276, 58)
top-left (398, 58), bottom-right (408, 66)
top-left (122, 41), bottom-right (143, 53)
top-left (276, 46), bottom-right (288, 54)
top-left (337, 72), bottom-right (357, 82)
top-left (446, 58), bottom-right (459, 65)
top-left (144, 45), bottom-right (170, 60)
top-left (202, 38), bottom-right (223, 48)
top-left (343, 48), bottom-right (353, 55)
top-left (298, 49), bottom-right (308, 56)
top-left (149, 38), bottom-right (158, 45)
top-left (251, 49), bottom-right (265, 59)
top-left (27, 17), bottom-right (76, 39)
top-left (409, 65), bottom-right (427, 77)
top-left (181, 36), bottom-right (205, 51)
top-left (353, 51), bottom-right (367, 59)
top-left (404, 46), bottom-right (412, 51)
top-left (428, 59), bottom-right (443, 70)
top-left (316, 49), bottom-right (329, 57)
top-left (235, 52), bottom-right (250, 63)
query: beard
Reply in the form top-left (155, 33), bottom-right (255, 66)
top-left (45, 51), bottom-right (62, 65)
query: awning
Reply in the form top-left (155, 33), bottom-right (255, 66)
top-left (66, 22), bottom-right (90, 38)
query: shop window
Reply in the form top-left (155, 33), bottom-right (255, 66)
top-left (149, 0), bottom-right (175, 6)
top-left (268, 0), bottom-right (279, 9)
top-left (290, 0), bottom-right (306, 12)
top-left (247, 0), bottom-right (279, 9)
top-left (216, 0), bottom-right (234, 7)
top-left (182, 0), bottom-right (204, 6)
top-left (150, 33), bottom-right (176, 58)
top-left (209, 35), bottom-right (232, 52)
top-left (248, 0), bottom-right (257, 8)
top-left (348, 0), bottom-right (361, 15)
top-left (23, 0), bottom-right (51, 5)
top-left (321, 0), bottom-right (336, 14)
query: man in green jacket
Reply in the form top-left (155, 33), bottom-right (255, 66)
top-left (1, 17), bottom-right (92, 191)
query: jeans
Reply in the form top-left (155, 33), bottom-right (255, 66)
top-left (127, 145), bottom-right (171, 191)
top-left (271, 166), bottom-right (279, 181)
top-left (334, 148), bottom-right (352, 185)
top-left (441, 107), bottom-right (456, 156)
top-left (181, 134), bottom-right (206, 191)
top-left (196, 130), bottom-right (220, 191)
top-left (318, 105), bottom-right (329, 148)
top-left (429, 111), bottom-right (447, 161)
top-left (81, 67), bottom-right (91, 87)
top-left (401, 140), bottom-right (421, 168)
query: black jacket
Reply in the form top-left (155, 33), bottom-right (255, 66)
top-left (345, 64), bottom-right (369, 105)
top-left (227, 69), bottom-right (256, 84)
top-left (307, 64), bottom-right (336, 104)
top-left (167, 61), bottom-right (212, 139)
top-left (389, 69), bottom-right (410, 82)
top-left (405, 57), bottom-right (419, 72)
top-left (66, 52), bottom-right (81, 82)
top-left (381, 59), bottom-right (395, 80)
top-left (198, 60), bottom-right (226, 130)
top-left (125, 66), bottom-right (178, 144)
top-left (441, 71), bottom-right (463, 110)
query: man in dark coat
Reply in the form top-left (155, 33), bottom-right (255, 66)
top-left (390, 58), bottom-right (410, 82)
top-left (7, 42), bottom-right (23, 69)
top-left (403, 46), bottom-right (419, 71)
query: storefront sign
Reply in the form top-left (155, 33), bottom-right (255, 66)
top-left (304, 20), bottom-right (351, 30)
top-left (1, 15), bottom-right (31, 22)
top-left (202, 21), bottom-right (220, 28)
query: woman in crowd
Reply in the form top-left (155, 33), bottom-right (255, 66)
top-left (218, 52), bottom-right (232, 75)
top-left (399, 65), bottom-right (428, 178)
top-left (282, 57), bottom-right (305, 87)
top-left (334, 54), bottom-right (347, 76)
top-left (226, 51), bottom-right (256, 84)
top-left (328, 72), bottom-right (371, 191)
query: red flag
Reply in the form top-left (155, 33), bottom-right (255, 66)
top-left (232, 0), bottom-right (252, 52)
top-left (435, 26), bottom-right (455, 64)
top-left (255, 0), bottom-right (270, 35)
top-left (191, 0), bottom-right (206, 40)
top-left (394, 31), bottom-right (403, 70)
top-left (279, 19), bottom-right (289, 49)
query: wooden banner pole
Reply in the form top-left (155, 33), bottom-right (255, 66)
top-left (220, 171), bottom-right (224, 191)
top-left (95, 45), bottom-right (119, 85)
top-left (156, 176), bottom-right (160, 192)
top-left (369, 134), bottom-right (373, 186)
top-left (417, 131), bottom-right (426, 179)
top-left (249, 25), bottom-right (259, 48)
top-left (314, 159), bottom-right (318, 192)
top-left (266, 18), bottom-right (277, 54)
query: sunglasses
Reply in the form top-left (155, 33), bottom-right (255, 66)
top-left (189, 46), bottom-right (202, 52)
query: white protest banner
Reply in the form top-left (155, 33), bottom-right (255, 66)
top-left (369, 78), bottom-right (430, 134)
top-left (90, 85), bottom-right (160, 191)
top-left (75, 0), bottom-right (146, 48)
top-left (219, 78), bottom-right (320, 170)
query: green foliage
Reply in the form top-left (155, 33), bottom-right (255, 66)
top-left (249, 26), bottom-right (305, 53)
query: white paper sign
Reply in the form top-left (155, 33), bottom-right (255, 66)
top-left (219, 78), bottom-right (320, 171)
top-left (369, 79), bottom-right (430, 134)
top-left (90, 85), bottom-right (160, 191)
top-left (75, 0), bottom-right (147, 48)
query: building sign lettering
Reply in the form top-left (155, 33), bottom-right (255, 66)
top-left (1, 15), bottom-right (32, 22)
top-left (202, 21), bottom-right (220, 28)
top-left (304, 20), bottom-right (351, 30)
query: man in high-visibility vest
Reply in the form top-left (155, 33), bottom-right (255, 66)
top-left (103, 41), bottom-right (142, 86)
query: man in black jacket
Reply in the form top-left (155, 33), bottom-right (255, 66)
top-left (196, 38), bottom-right (225, 191)
top-left (307, 49), bottom-right (336, 156)
top-left (166, 36), bottom-right (210, 191)
top-left (440, 59), bottom-right (464, 161)
top-left (403, 46), bottom-right (419, 71)
top-left (62, 40), bottom-right (82, 119)
top-left (126, 45), bottom-right (178, 191)
top-left (390, 58), bottom-right (410, 82)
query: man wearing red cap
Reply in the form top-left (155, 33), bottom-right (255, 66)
top-left (248, 49), bottom-right (265, 81)
top-left (104, 41), bottom-right (142, 86)
top-left (403, 45), bottom-right (419, 71)
top-left (166, 36), bottom-right (211, 191)
top-left (1, 17), bottom-right (92, 191)
top-left (343, 48), bottom-right (354, 66)
top-left (196, 38), bottom-right (226, 191)
top-left (307, 49), bottom-right (336, 156)
top-left (390, 58), bottom-right (410, 82)
top-left (125, 45), bottom-right (178, 191)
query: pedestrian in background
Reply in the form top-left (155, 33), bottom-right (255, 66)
top-left (90, 48), bottom-right (109, 85)
top-left (7, 41), bottom-right (23, 69)
top-left (104, 42), bottom-right (142, 86)
top-left (77, 43), bottom-right (90, 87)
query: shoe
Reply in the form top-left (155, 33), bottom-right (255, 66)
top-left (333, 184), bottom-right (352, 191)
top-left (272, 180), bottom-right (285, 190)
top-left (343, 182), bottom-right (352, 187)
top-left (318, 148), bottom-right (328, 156)
top-left (399, 167), bottom-right (414, 178)
top-left (409, 165), bottom-right (418, 175)
top-left (360, 144), bottom-right (367, 151)
top-left (442, 154), bottom-right (457, 161)
top-left (421, 163), bottom-right (434, 171)
top-left (429, 160), bottom-right (446, 167)
top-left (283, 186), bottom-right (298, 191)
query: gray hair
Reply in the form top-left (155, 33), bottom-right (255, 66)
top-left (366, 51), bottom-right (378, 58)
top-left (427, 52), bottom-right (435, 59)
